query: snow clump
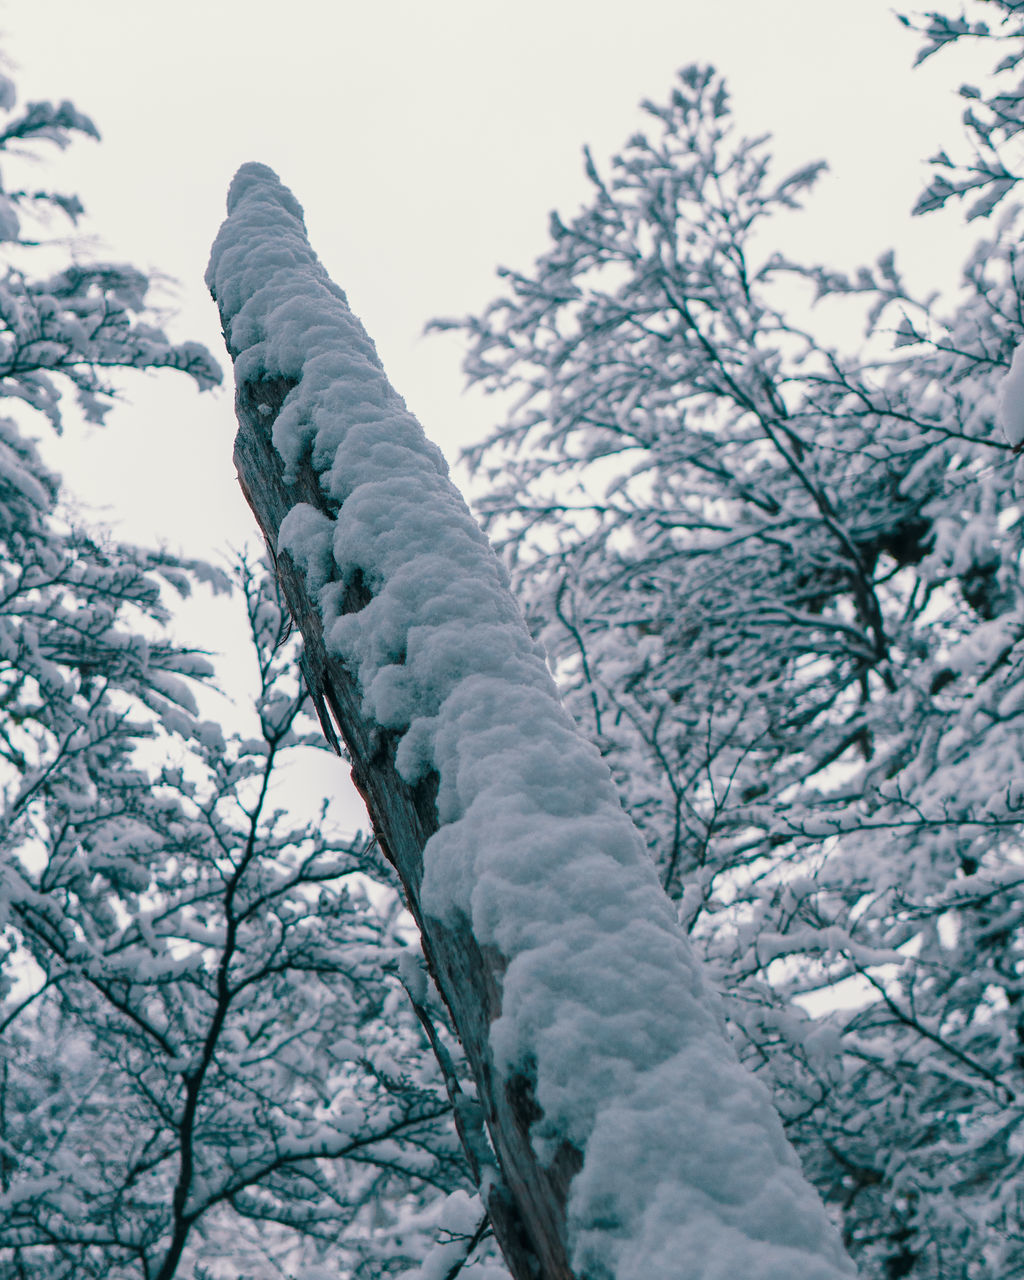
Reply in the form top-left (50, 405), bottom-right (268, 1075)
top-left (997, 339), bottom-right (1024, 448)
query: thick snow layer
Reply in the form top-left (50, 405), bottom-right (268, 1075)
top-left (208, 163), bottom-right (854, 1280)
top-left (998, 340), bottom-right (1024, 448)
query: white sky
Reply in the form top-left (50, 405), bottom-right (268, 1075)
top-left (0, 0), bottom-right (991, 823)
top-left (4, 1), bottom-right (984, 539)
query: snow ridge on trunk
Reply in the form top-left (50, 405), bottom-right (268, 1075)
top-left (207, 162), bottom-right (855, 1280)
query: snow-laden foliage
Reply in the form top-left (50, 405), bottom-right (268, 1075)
top-left (900, 0), bottom-right (1024, 219)
top-left (2, 560), bottom-right (465, 1280)
top-left (0, 69), bottom-right (468, 1280)
top-left (0, 97), bottom-right (219, 421)
top-left (440, 61), bottom-right (1024, 1280)
top-left (0, 67), bottom-right (226, 869)
top-left (207, 162), bottom-right (854, 1280)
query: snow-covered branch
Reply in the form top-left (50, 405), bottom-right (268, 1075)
top-left (207, 161), bottom-right (854, 1280)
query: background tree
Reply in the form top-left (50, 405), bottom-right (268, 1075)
top-left (0, 66), bottom-right (472, 1280)
top-left (438, 50), bottom-right (1024, 1280)
top-left (2, 558), bottom-right (467, 1280)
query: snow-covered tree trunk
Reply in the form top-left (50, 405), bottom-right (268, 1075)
top-left (207, 163), bottom-right (856, 1280)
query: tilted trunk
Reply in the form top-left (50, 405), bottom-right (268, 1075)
top-left (229, 367), bottom-right (575, 1280)
top-left (207, 162), bottom-right (855, 1280)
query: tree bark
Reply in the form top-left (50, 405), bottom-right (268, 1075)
top-left (229, 370), bottom-right (578, 1280)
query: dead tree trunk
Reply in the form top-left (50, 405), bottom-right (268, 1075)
top-left (227, 362), bottom-right (575, 1280)
top-left (207, 163), bottom-right (855, 1280)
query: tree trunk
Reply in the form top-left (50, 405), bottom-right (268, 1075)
top-left (207, 162), bottom-right (855, 1280)
top-left (230, 368), bottom-right (577, 1280)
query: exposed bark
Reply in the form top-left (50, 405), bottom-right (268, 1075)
top-left (227, 369), bottom-right (578, 1280)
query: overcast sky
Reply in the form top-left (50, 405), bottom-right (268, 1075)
top-left (4, 1), bottom-right (984, 542)
top-left (0, 1), bottom-right (988, 820)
